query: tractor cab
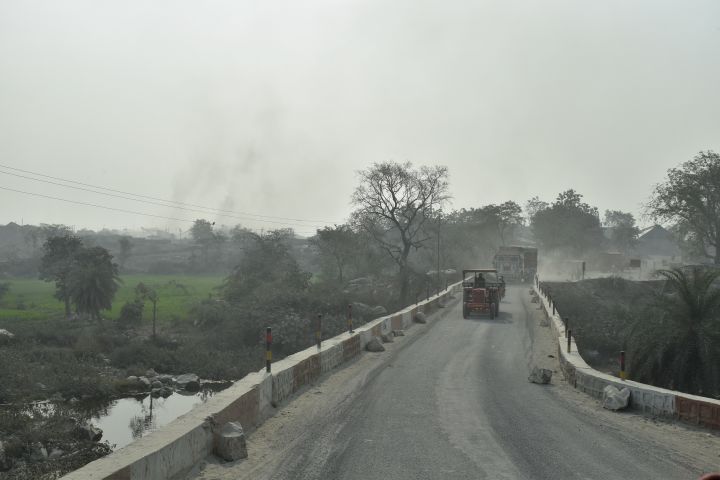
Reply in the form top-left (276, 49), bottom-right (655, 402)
top-left (462, 269), bottom-right (504, 319)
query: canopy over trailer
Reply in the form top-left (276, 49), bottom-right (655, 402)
top-left (493, 246), bottom-right (538, 283)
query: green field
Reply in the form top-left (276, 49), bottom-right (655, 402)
top-left (0, 274), bottom-right (225, 325)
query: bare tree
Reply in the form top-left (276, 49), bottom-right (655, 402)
top-left (351, 161), bottom-right (449, 306)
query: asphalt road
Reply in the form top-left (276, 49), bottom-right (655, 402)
top-left (194, 286), bottom-right (709, 480)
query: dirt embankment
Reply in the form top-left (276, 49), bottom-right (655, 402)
top-left (541, 277), bottom-right (664, 373)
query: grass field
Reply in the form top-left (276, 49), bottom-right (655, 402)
top-left (0, 274), bottom-right (226, 325)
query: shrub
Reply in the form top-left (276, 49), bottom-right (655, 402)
top-left (118, 299), bottom-right (144, 326)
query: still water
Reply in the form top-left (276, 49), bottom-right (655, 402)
top-left (87, 390), bottom-right (217, 450)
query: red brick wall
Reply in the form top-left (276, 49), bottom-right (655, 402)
top-left (677, 396), bottom-right (720, 429)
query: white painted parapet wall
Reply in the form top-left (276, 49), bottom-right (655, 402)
top-left (534, 282), bottom-right (720, 429)
top-left (63, 282), bottom-right (463, 480)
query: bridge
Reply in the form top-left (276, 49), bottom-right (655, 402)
top-left (66, 285), bottom-right (719, 479)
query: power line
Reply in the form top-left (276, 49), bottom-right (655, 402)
top-left (0, 168), bottom-right (327, 228)
top-left (0, 162), bottom-right (337, 224)
top-left (0, 185), bottom-right (319, 235)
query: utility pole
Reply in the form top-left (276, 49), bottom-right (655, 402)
top-left (436, 217), bottom-right (441, 292)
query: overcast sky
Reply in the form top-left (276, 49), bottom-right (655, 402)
top-left (1, 0), bottom-right (718, 235)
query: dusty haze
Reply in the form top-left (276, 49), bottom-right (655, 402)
top-left (1, 0), bottom-right (718, 233)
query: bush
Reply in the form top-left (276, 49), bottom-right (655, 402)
top-left (118, 299), bottom-right (144, 326)
top-left (190, 299), bottom-right (235, 329)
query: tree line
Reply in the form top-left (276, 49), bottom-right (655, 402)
top-left (32, 152), bottom-right (720, 337)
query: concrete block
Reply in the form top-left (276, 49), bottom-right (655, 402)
top-left (341, 335), bottom-right (361, 362)
top-left (320, 343), bottom-right (343, 374)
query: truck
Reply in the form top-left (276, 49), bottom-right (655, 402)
top-left (493, 246), bottom-right (538, 283)
top-left (462, 269), bottom-right (505, 319)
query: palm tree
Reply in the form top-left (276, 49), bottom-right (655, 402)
top-left (627, 266), bottom-right (720, 396)
top-left (67, 247), bottom-right (121, 322)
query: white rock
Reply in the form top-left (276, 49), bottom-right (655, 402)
top-left (528, 367), bottom-right (553, 384)
top-left (176, 373), bottom-right (201, 391)
top-left (48, 448), bottom-right (64, 460)
top-left (380, 333), bottom-right (394, 343)
top-left (414, 312), bottom-right (427, 324)
top-left (214, 422), bottom-right (247, 461)
top-left (602, 385), bottom-right (631, 411)
top-left (365, 337), bottom-right (386, 352)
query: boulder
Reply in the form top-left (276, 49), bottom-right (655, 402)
top-left (365, 337), bottom-right (386, 352)
top-left (76, 424), bottom-right (103, 442)
top-left (602, 385), bottom-right (630, 411)
top-left (528, 367), bottom-right (553, 385)
top-left (160, 387), bottom-right (173, 398)
top-left (157, 374), bottom-right (174, 384)
top-left (370, 305), bottom-right (387, 316)
top-left (380, 333), bottom-right (394, 343)
top-left (214, 422), bottom-right (247, 461)
top-left (0, 329), bottom-right (15, 345)
top-left (392, 330), bottom-right (405, 337)
top-left (126, 375), bottom-right (138, 383)
top-left (29, 443), bottom-right (48, 462)
top-left (145, 368), bottom-right (158, 378)
top-left (138, 377), bottom-right (151, 389)
top-left (0, 441), bottom-right (11, 471)
top-left (351, 302), bottom-right (372, 316)
top-left (176, 373), bottom-right (201, 392)
top-left (151, 380), bottom-right (163, 389)
top-left (151, 388), bottom-right (162, 398)
top-left (414, 312), bottom-right (427, 324)
top-left (48, 448), bottom-right (64, 460)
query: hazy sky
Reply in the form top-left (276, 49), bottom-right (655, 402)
top-left (1, 0), bottom-right (719, 235)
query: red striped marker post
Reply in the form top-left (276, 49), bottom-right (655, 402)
top-left (316, 314), bottom-right (322, 350)
top-left (347, 304), bottom-right (353, 334)
top-left (620, 350), bottom-right (626, 380)
top-left (567, 330), bottom-right (572, 353)
top-left (265, 327), bottom-right (272, 373)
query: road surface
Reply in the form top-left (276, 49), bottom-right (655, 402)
top-left (189, 286), bottom-right (718, 480)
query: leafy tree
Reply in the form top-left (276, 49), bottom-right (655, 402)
top-left (475, 201), bottom-right (523, 246)
top-left (118, 236), bottom-right (134, 269)
top-left (223, 229), bottom-right (310, 303)
top-left (351, 161), bottom-right (449, 306)
top-left (39, 234), bottom-right (83, 318)
top-left (531, 190), bottom-right (603, 255)
top-left (604, 210), bottom-right (640, 253)
top-left (648, 151), bottom-right (720, 264)
top-left (0, 282), bottom-right (9, 302)
top-left (627, 266), bottom-right (720, 395)
top-left (524, 196), bottom-right (549, 223)
top-left (191, 219), bottom-right (216, 266)
top-left (309, 225), bottom-right (358, 284)
top-left (135, 282), bottom-right (159, 339)
top-left (66, 246), bottom-right (121, 322)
